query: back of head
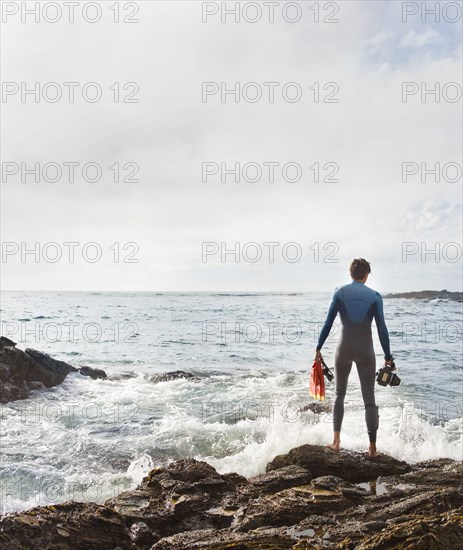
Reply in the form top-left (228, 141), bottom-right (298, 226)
top-left (350, 258), bottom-right (371, 281)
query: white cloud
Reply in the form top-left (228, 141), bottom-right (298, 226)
top-left (1, 1), bottom-right (461, 292)
top-left (363, 30), bottom-right (395, 53)
top-left (399, 28), bottom-right (444, 49)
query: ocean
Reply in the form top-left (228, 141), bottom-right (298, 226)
top-left (0, 291), bottom-right (461, 514)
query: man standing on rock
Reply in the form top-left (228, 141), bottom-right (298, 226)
top-left (314, 258), bottom-right (394, 458)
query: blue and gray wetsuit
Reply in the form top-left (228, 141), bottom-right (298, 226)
top-left (316, 280), bottom-right (392, 442)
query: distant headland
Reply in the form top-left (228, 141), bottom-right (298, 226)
top-left (384, 290), bottom-right (463, 302)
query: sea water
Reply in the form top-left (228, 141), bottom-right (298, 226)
top-left (0, 291), bottom-right (461, 514)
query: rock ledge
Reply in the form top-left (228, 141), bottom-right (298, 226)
top-left (1, 445), bottom-right (461, 549)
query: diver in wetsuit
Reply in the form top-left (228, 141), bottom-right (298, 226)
top-left (315, 258), bottom-right (394, 458)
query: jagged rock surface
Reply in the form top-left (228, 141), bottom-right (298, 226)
top-left (79, 365), bottom-right (107, 379)
top-left (0, 342), bottom-right (109, 403)
top-left (149, 370), bottom-right (197, 383)
top-left (1, 445), bottom-right (461, 550)
top-left (266, 443), bottom-right (412, 482)
top-left (0, 343), bottom-right (77, 403)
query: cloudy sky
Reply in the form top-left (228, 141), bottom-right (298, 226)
top-left (1, 0), bottom-right (462, 292)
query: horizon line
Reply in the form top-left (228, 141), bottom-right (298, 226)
top-left (1, 288), bottom-right (461, 294)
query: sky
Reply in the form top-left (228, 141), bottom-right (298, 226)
top-left (1, 0), bottom-right (462, 292)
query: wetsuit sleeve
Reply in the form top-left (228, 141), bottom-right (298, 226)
top-left (316, 289), bottom-right (340, 350)
top-left (373, 293), bottom-right (392, 360)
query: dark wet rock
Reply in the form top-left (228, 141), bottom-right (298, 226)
top-left (1, 445), bottom-right (461, 549)
top-left (0, 336), bottom-right (17, 348)
top-left (1, 346), bottom-right (73, 403)
top-left (312, 475), bottom-right (370, 503)
top-left (230, 473), bottom-right (372, 534)
top-left (0, 380), bottom-right (27, 402)
top-left (151, 526), bottom-right (297, 549)
top-left (0, 346), bottom-right (106, 403)
top-left (246, 465), bottom-right (313, 495)
top-left (356, 511), bottom-right (463, 549)
top-left (129, 521), bottom-right (159, 549)
top-left (317, 464), bottom-right (463, 548)
top-left (24, 348), bottom-right (77, 380)
top-left (105, 458), bottom-right (248, 538)
top-left (231, 481), bottom-right (350, 532)
top-left (80, 366), bottom-right (108, 379)
top-left (266, 444), bottom-right (411, 482)
top-left (298, 401), bottom-right (332, 414)
top-left (385, 289), bottom-right (463, 301)
top-left (380, 458), bottom-right (462, 493)
top-left (413, 456), bottom-right (462, 473)
top-left (0, 501), bottom-right (138, 550)
top-left (383, 487), bottom-right (461, 518)
top-left (149, 370), bottom-right (197, 383)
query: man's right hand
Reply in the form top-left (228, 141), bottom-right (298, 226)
top-left (315, 349), bottom-right (323, 361)
top-left (384, 359), bottom-right (394, 367)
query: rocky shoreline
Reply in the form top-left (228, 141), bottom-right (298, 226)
top-left (0, 337), bottom-right (106, 403)
top-left (0, 444), bottom-right (461, 549)
top-left (384, 289), bottom-right (463, 302)
top-left (1, 340), bottom-right (462, 548)
top-left (0, 337), bottom-right (195, 404)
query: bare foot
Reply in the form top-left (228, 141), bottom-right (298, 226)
top-left (327, 442), bottom-right (340, 452)
top-left (367, 449), bottom-right (380, 459)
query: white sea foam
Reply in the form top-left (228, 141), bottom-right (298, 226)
top-left (203, 400), bottom-right (463, 478)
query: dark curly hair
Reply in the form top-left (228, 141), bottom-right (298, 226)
top-left (350, 258), bottom-right (371, 280)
